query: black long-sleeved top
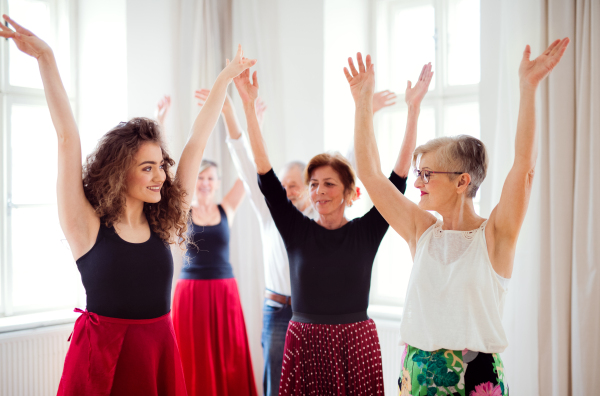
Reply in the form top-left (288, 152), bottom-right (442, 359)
top-left (258, 169), bottom-right (407, 324)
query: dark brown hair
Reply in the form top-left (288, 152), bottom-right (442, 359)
top-left (82, 117), bottom-right (189, 248)
top-left (304, 152), bottom-right (357, 201)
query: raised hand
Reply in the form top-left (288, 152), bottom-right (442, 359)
top-left (344, 53), bottom-right (375, 105)
top-left (221, 44), bottom-right (256, 80)
top-left (233, 65), bottom-right (259, 105)
top-left (519, 38), bottom-right (570, 89)
top-left (195, 89), bottom-right (233, 114)
top-left (155, 95), bottom-right (171, 125)
top-left (1, 15), bottom-right (52, 59)
top-left (373, 90), bottom-right (397, 114)
top-left (255, 97), bottom-right (267, 128)
top-left (405, 63), bottom-right (433, 108)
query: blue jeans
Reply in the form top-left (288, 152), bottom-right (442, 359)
top-left (261, 298), bottom-right (292, 396)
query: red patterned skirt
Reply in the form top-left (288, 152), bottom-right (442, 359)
top-left (172, 278), bottom-right (257, 396)
top-left (278, 319), bottom-right (384, 396)
top-left (57, 310), bottom-right (187, 396)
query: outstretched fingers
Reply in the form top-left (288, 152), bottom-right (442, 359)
top-left (550, 37), bottom-right (570, 58)
top-left (343, 67), bottom-right (353, 82)
top-left (522, 44), bottom-right (531, 61)
top-left (357, 53), bottom-right (366, 73)
top-left (543, 39), bottom-right (561, 56)
top-left (348, 57), bottom-right (359, 77)
top-left (3, 15), bottom-right (33, 35)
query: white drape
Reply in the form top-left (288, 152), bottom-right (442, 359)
top-left (481, 1), bottom-right (600, 394)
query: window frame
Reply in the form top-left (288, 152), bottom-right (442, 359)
top-left (0, 0), bottom-right (80, 318)
top-left (369, 0), bottom-right (480, 307)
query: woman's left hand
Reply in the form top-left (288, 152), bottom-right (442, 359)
top-left (405, 63), bottom-right (433, 108)
top-left (519, 38), bottom-right (570, 90)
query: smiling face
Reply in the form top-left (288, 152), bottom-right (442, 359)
top-left (281, 166), bottom-right (308, 210)
top-left (309, 165), bottom-right (351, 217)
top-left (125, 142), bottom-right (166, 204)
top-left (195, 166), bottom-right (220, 201)
top-left (414, 151), bottom-right (469, 211)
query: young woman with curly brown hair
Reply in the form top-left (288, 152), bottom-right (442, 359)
top-left (0, 15), bottom-right (255, 396)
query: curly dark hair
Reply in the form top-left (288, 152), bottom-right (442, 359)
top-left (82, 117), bottom-right (190, 248)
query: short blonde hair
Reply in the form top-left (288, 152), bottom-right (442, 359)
top-left (304, 152), bottom-right (357, 200)
top-left (412, 135), bottom-right (488, 198)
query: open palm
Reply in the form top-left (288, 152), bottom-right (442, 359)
top-left (519, 38), bottom-right (570, 88)
top-left (222, 44), bottom-right (256, 80)
top-left (405, 63), bottom-right (433, 108)
top-left (0, 15), bottom-right (51, 59)
top-left (344, 53), bottom-right (375, 103)
top-left (233, 67), bottom-right (259, 105)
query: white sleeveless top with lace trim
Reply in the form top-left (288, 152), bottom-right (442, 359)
top-left (399, 219), bottom-right (509, 353)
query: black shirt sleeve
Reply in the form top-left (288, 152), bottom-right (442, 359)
top-left (357, 171), bottom-right (407, 245)
top-left (257, 169), bottom-right (308, 246)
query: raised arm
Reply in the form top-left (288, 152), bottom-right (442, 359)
top-left (488, 38), bottom-right (569, 276)
top-left (220, 179), bottom-right (245, 223)
top-left (348, 53), bottom-right (435, 251)
top-left (176, 46), bottom-right (255, 211)
top-left (1, 15), bottom-right (99, 259)
top-left (394, 63), bottom-right (432, 177)
top-left (232, 66), bottom-right (271, 174)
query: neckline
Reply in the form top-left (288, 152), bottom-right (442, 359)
top-left (110, 225), bottom-right (153, 245)
top-left (191, 204), bottom-right (223, 227)
top-left (433, 219), bottom-right (487, 241)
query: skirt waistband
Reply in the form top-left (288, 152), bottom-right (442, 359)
top-left (291, 311), bottom-right (369, 325)
top-left (83, 310), bottom-right (172, 325)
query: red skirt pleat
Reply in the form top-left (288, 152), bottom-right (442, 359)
top-left (278, 319), bottom-right (384, 396)
top-left (57, 311), bottom-right (187, 396)
top-left (172, 278), bottom-right (257, 396)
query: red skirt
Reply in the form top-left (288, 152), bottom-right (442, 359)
top-left (172, 278), bottom-right (257, 396)
top-left (278, 319), bottom-right (384, 396)
top-left (57, 309), bottom-right (187, 396)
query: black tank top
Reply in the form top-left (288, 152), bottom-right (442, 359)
top-left (180, 205), bottom-right (234, 280)
top-left (76, 223), bottom-right (173, 319)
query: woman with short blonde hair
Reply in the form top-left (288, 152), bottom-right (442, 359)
top-left (351, 38), bottom-right (569, 395)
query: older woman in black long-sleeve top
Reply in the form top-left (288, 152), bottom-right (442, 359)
top-left (233, 61), bottom-right (433, 395)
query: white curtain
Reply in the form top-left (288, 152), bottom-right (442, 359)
top-left (171, 0), bottom-right (265, 392)
top-left (480, 1), bottom-right (600, 395)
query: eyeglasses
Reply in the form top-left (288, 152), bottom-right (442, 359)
top-left (413, 169), bottom-right (464, 184)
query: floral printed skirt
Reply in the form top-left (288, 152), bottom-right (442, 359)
top-left (399, 345), bottom-right (508, 396)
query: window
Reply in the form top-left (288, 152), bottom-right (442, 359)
top-left (0, 0), bottom-right (81, 318)
top-left (369, 0), bottom-right (481, 306)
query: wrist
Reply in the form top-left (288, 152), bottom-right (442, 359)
top-left (243, 101), bottom-right (256, 112)
top-left (519, 81), bottom-right (538, 94)
top-left (407, 104), bottom-right (421, 114)
top-left (37, 49), bottom-right (55, 63)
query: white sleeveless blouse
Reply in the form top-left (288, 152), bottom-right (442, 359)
top-left (399, 219), bottom-right (509, 353)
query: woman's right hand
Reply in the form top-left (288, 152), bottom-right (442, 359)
top-left (195, 89), bottom-right (233, 114)
top-left (233, 65), bottom-right (259, 105)
top-left (0, 15), bottom-right (52, 59)
top-left (220, 44), bottom-right (256, 81)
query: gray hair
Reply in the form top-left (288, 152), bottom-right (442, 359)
top-left (199, 159), bottom-right (219, 177)
top-left (279, 160), bottom-right (306, 177)
top-left (412, 135), bottom-right (488, 198)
